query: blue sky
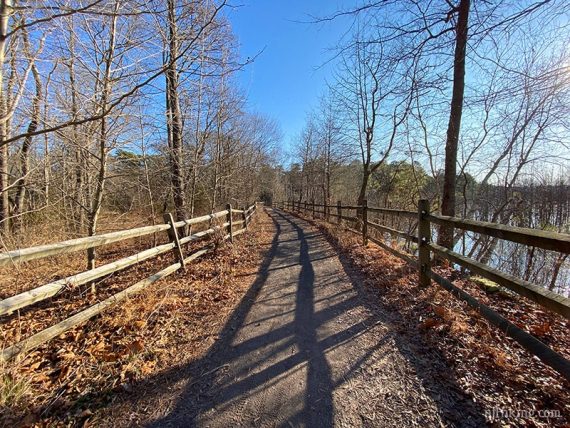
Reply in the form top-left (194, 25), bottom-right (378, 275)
top-left (226, 1), bottom-right (353, 156)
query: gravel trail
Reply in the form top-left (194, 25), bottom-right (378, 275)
top-left (146, 209), bottom-right (486, 427)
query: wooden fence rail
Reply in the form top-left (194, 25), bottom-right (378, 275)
top-left (0, 224), bottom-right (172, 267)
top-left (275, 199), bottom-right (570, 381)
top-left (0, 202), bottom-right (258, 361)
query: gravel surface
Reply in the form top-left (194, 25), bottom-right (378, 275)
top-left (111, 209), bottom-right (486, 427)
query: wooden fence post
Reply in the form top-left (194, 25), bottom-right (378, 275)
top-left (312, 199), bottom-right (316, 219)
top-left (418, 199), bottom-right (431, 287)
top-left (243, 205), bottom-right (248, 229)
top-left (362, 199), bottom-right (368, 246)
top-left (226, 204), bottom-right (234, 243)
top-left (164, 213), bottom-right (186, 271)
top-left (337, 200), bottom-right (342, 225)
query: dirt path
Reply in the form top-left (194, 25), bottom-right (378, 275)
top-left (128, 209), bottom-right (488, 427)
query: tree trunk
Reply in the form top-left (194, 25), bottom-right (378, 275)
top-left (0, 0), bottom-right (12, 233)
top-left (549, 254), bottom-right (567, 292)
top-left (166, 0), bottom-right (186, 223)
top-left (13, 30), bottom-right (42, 230)
top-left (325, 136), bottom-right (331, 218)
top-left (87, 4), bottom-right (118, 271)
top-left (67, 24), bottom-right (85, 234)
top-left (357, 167), bottom-right (370, 225)
top-left (438, 0), bottom-right (470, 249)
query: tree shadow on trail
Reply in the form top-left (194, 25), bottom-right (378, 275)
top-left (144, 210), bottom-right (341, 426)
top-left (98, 209), bottom-right (487, 427)
top-left (287, 209), bottom-right (490, 427)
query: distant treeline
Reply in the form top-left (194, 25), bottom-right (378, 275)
top-left (270, 160), bottom-right (569, 294)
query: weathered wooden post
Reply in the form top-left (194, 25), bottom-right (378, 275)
top-left (362, 199), bottom-right (368, 246)
top-left (337, 200), bottom-right (342, 225)
top-left (226, 204), bottom-right (234, 243)
top-left (164, 213), bottom-right (186, 271)
top-left (243, 205), bottom-right (248, 229)
top-left (418, 199), bottom-right (431, 287)
top-left (312, 199), bottom-right (316, 219)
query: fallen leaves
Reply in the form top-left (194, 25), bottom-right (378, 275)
top-left (432, 305), bottom-right (448, 320)
top-left (530, 321), bottom-right (551, 338)
top-left (132, 320), bottom-right (147, 330)
top-left (0, 209), bottom-right (273, 426)
top-left (419, 317), bottom-right (441, 330)
top-left (315, 218), bottom-right (570, 428)
top-left (125, 339), bottom-right (144, 355)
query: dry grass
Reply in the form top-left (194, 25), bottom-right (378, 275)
top-left (0, 210), bottom-right (167, 299)
top-left (0, 361), bottom-right (30, 411)
top-left (0, 208), bottom-right (275, 427)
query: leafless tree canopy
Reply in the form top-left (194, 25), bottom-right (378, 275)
top-left (1, 1), bottom-right (569, 291)
top-left (276, 0), bottom-right (570, 295)
top-left (0, 0), bottom-right (281, 266)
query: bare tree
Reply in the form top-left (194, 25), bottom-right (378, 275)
top-left (165, 0), bottom-right (187, 224)
top-left (438, 0), bottom-right (470, 249)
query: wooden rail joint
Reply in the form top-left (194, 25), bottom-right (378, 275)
top-left (164, 213), bottom-right (186, 271)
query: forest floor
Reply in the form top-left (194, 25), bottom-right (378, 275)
top-left (1, 207), bottom-right (568, 427)
top-left (295, 209), bottom-right (570, 428)
top-left (0, 209), bottom-right (274, 427)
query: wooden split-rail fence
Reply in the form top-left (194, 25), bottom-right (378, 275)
top-left (275, 199), bottom-right (570, 381)
top-left (0, 203), bottom-right (258, 361)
